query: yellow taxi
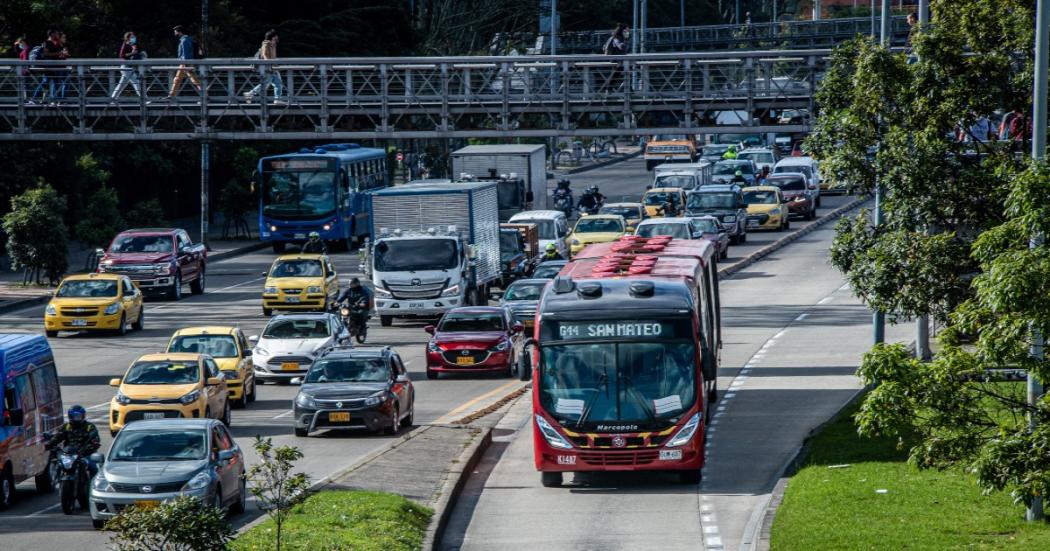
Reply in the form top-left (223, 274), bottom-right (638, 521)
top-left (45, 273), bottom-right (144, 338)
top-left (598, 202), bottom-right (648, 233)
top-left (742, 185), bottom-right (790, 231)
top-left (108, 353), bottom-right (229, 436)
top-left (167, 327), bottom-right (256, 408)
top-left (567, 214), bottom-right (627, 256)
top-left (262, 253), bottom-right (339, 316)
top-left (642, 187), bottom-right (688, 217)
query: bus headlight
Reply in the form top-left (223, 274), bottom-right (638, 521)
top-left (322, 224), bottom-right (332, 231)
top-left (666, 413), bottom-right (702, 448)
top-left (536, 415), bottom-right (573, 450)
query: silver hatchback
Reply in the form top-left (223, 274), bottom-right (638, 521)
top-left (89, 418), bottom-right (246, 529)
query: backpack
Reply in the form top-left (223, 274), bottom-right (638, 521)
top-left (28, 44), bottom-right (44, 61)
top-left (602, 36), bottom-right (615, 55)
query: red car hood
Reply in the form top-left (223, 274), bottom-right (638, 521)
top-left (433, 332), bottom-right (506, 349)
top-left (104, 252), bottom-right (174, 264)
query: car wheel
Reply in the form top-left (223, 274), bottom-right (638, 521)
top-left (229, 476), bottom-right (246, 515)
top-left (740, 231), bottom-right (747, 243)
top-left (190, 268), bottom-right (205, 295)
top-left (212, 486), bottom-right (224, 514)
top-left (169, 272), bottom-right (182, 301)
top-left (294, 427), bottom-right (309, 437)
top-left (233, 391), bottom-right (246, 409)
top-left (380, 315), bottom-right (393, 327)
top-left (540, 472), bottom-right (563, 488)
top-left (248, 377), bottom-right (257, 403)
top-left (385, 405), bottom-right (400, 436)
top-left (401, 400), bottom-right (414, 427)
top-left (132, 309), bottom-right (144, 331)
top-left (678, 470), bottom-right (702, 484)
top-left (784, 219), bottom-right (791, 230)
top-left (0, 465), bottom-right (14, 510)
top-left (519, 351), bottom-right (532, 382)
top-left (35, 458), bottom-right (56, 493)
top-left (426, 368), bottom-right (437, 380)
top-left (92, 519), bottom-right (106, 530)
top-left (115, 313), bottom-right (127, 336)
top-left (720, 246), bottom-right (728, 260)
top-left (45, 330), bottom-right (58, 338)
top-left (262, 307), bottom-right (273, 316)
top-left (816, 196), bottom-right (822, 208)
top-left (222, 402), bottom-right (231, 426)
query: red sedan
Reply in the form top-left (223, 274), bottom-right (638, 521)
top-left (766, 173), bottom-right (817, 220)
top-left (425, 307), bottom-right (526, 379)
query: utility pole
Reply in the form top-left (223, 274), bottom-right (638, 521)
top-left (736, 0), bottom-right (742, 24)
top-left (918, 0), bottom-right (928, 25)
top-left (813, 0), bottom-right (821, 20)
top-left (914, 0), bottom-right (932, 360)
top-left (870, 0), bottom-right (876, 38)
top-left (872, 0), bottom-right (890, 345)
top-left (201, 0), bottom-right (208, 51)
top-left (632, 0), bottom-right (639, 54)
top-left (680, 0), bottom-right (686, 27)
top-left (550, 0), bottom-right (557, 56)
top-left (640, 0), bottom-right (648, 53)
top-left (1027, 0), bottom-right (1049, 523)
top-left (200, 141), bottom-right (210, 248)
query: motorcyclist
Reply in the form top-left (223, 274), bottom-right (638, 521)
top-left (577, 186), bottom-right (603, 214)
top-left (542, 243), bottom-right (565, 261)
top-left (722, 145), bottom-right (738, 160)
top-left (335, 278), bottom-right (373, 327)
top-left (553, 179), bottom-right (574, 215)
top-left (47, 405), bottom-right (101, 478)
top-left (757, 166), bottom-right (771, 184)
top-left (300, 231), bottom-right (328, 254)
top-left (731, 170), bottom-right (748, 185)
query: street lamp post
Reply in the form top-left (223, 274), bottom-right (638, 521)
top-left (872, 0), bottom-right (891, 345)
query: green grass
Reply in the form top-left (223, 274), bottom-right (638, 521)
top-left (233, 490), bottom-right (432, 551)
top-left (770, 403), bottom-right (1050, 550)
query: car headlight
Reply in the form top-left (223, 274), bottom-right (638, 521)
top-left (491, 340), bottom-right (510, 352)
top-left (295, 393), bottom-right (316, 409)
top-left (264, 286), bottom-right (278, 294)
top-left (770, 208), bottom-right (782, 216)
top-left (374, 287), bottom-right (392, 298)
top-left (153, 263), bottom-right (172, 275)
top-left (306, 286), bottom-right (322, 294)
top-left (723, 215), bottom-right (736, 222)
top-left (45, 304), bottom-right (56, 316)
top-left (364, 392), bottom-right (384, 407)
top-left (181, 471), bottom-right (212, 492)
top-left (115, 390), bottom-right (131, 405)
top-left (103, 302), bottom-right (120, 315)
top-left (666, 412), bottom-right (702, 448)
top-left (179, 389), bottom-right (201, 405)
top-left (254, 346), bottom-right (269, 357)
top-left (535, 415), bottom-right (573, 450)
top-left (92, 472), bottom-right (113, 492)
top-left (427, 341), bottom-right (440, 353)
top-left (440, 284), bottom-right (460, 297)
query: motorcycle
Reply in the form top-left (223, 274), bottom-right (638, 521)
top-left (553, 179), bottom-right (574, 218)
top-left (47, 440), bottom-right (91, 514)
top-left (334, 301), bottom-right (369, 344)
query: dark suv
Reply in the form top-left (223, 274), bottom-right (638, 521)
top-left (290, 346), bottom-right (414, 437)
top-left (686, 185), bottom-right (748, 244)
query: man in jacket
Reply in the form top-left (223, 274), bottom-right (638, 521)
top-left (167, 25), bottom-right (202, 99)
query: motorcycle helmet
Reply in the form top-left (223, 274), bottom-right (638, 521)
top-left (735, 170), bottom-right (743, 177)
top-left (348, 277), bottom-right (361, 287)
top-left (67, 404), bottom-right (87, 426)
top-left (557, 179), bottom-right (571, 189)
top-left (308, 231), bottom-right (320, 239)
top-left (545, 243), bottom-right (557, 253)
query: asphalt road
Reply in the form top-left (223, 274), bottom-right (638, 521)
top-left (439, 219), bottom-right (912, 551)
top-left (0, 247), bottom-right (522, 549)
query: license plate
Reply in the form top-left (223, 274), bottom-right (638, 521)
top-left (408, 302), bottom-right (425, 308)
top-left (556, 455), bottom-right (577, 465)
top-left (134, 500), bottom-right (160, 509)
top-left (329, 412), bottom-right (350, 423)
top-left (660, 449), bottom-right (683, 461)
top-left (281, 362), bottom-right (299, 371)
top-left (748, 220), bottom-right (760, 228)
top-left (143, 412), bottom-right (164, 420)
top-left (456, 356), bottom-right (474, 365)
top-left (71, 319), bottom-right (88, 326)
top-left (294, 233), bottom-right (306, 239)
top-left (285, 296), bottom-right (300, 303)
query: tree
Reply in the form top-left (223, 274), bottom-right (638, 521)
top-left (75, 185), bottom-right (126, 248)
top-left (126, 199), bottom-right (168, 228)
top-left (107, 495), bottom-right (234, 551)
top-left (246, 437), bottom-right (310, 551)
top-left (2, 182), bottom-right (68, 285)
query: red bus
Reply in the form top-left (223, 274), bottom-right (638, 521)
top-left (531, 246), bottom-right (720, 487)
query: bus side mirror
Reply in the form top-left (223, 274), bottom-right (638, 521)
top-left (526, 191), bottom-right (535, 203)
top-left (250, 170), bottom-right (258, 194)
top-left (4, 408), bottom-right (23, 427)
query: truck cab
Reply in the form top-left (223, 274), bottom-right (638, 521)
top-left (499, 223), bottom-right (539, 288)
top-left (97, 228), bottom-right (206, 300)
top-left (644, 134), bottom-right (697, 171)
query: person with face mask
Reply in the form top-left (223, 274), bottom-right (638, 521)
top-left (111, 31), bottom-right (144, 99)
top-left (46, 405), bottom-right (101, 478)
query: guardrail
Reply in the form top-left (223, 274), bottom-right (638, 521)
top-left (0, 50), bottom-right (829, 141)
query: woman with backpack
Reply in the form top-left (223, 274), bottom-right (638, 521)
top-left (111, 32), bottom-right (145, 100)
top-left (244, 29), bottom-right (284, 104)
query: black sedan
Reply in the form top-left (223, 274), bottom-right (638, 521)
top-left (291, 346), bottom-right (414, 437)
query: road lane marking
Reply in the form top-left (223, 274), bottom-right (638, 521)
top-left (795, 312), bottom-right (810, 321)
top-left (146, 276), bottom-right (266, 312)
top-left (431, 380), bottom-right (521, 424)
top-left (272, 410), bottom-right (293, 419)
top-left (818, 296), bottom-right (833, 305)
top-left (26, 503), bottom-right (61, 517)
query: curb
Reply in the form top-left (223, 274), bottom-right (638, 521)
top-left (0, 294), bottom-right (50, 315)
top-left (423, 427), bottom-right (495, 551)
top-left (718, 195), bottom-right (869, 280)
top-left (561, 150), bottom-right (642, 175)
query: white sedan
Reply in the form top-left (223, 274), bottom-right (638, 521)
top-left (250, 312), bottom-right (349, 383)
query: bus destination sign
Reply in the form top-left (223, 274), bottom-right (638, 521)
top-left (265, 159), bottom-right (336, 171)
top-left (554, 321), bottom-right (676, 340)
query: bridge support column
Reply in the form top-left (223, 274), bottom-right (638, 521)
top-left (200, 140), bottom-right (210, 249)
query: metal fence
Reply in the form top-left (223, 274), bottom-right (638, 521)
top-left (0, 50), bottom-right (830, 141)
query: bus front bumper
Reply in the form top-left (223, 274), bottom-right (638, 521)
top-left (532, 422), bottom-right (705, 473)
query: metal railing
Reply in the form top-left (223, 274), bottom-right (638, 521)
top-left (494, 16), bottom-right (911, 55)
top-left (0, 50), bottom-right (830, 141)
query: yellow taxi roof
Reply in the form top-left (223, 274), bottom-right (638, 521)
top-left (171, 326), bottom-right (238, 337)
top-left (604, 202), bottom-right (643, 209)
top-left (577, 214), bottom-right (625, 222)
top-left (61, 272), bottom-right (123, 282)
top-left (274, 253), bottom-right (325, 262)
top-left (135, 352), bottom-right (202, 362)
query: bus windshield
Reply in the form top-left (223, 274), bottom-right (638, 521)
top-left (262, 166), bottom-right (338, 220)
top-left (540, 341), bottom-right (696, 426)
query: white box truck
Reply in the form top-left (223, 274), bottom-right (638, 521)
top-left (450, 144), bottom-right (548, 218)
top-left (363, 181), bottom-right (501, 326)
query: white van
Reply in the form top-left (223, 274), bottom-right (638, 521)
top-left (653, 161), bottom-right (714, 190)
top-left (773, 156), bottom-right (824, 203)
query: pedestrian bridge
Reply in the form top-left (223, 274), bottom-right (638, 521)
top-left (0, 49), bottom-right (830, 141)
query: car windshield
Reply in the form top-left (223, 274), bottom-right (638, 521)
top-left (270, 259), bottom-right (323, 277)
top-left (714, 163), bottom-right (753, 175)
top-left (374, 239), bottom-right (458, 272)
top-left (123, 360), bottom-right (200, 385)
top-left (598, 206), bottom-right (640, 220)
top-left (110, 235), bottom-right (173, 253)
top-left (511, 218), bottom-right (555, 239)
top-left (739, 152), bottom-right (774, 164)
top-left (744, 190), bottom-right (779, 205)
top-left (655, 175), bottom-right (697, 189)
top-left (768, 177), bottom-right (806, 191)
top-left (636, 223), bottom-right (691, 239)
top-left (500, 232), bottom-right (522, 260)
top-left (654, 134), bottom-right (688, 141)
top-left (691, 218), bottom-right (721, 233)
top-left (775, 165), bottom-right (812, 178)
top-left (56, 280), bottom-right (118, 298)
top-left (688, 192), bottom-right (737, 210)
top-left (439, 312), bottom-right (505, 332)
top-left (110, 429), bottom-right (208, 462)
top-left (540, 342), bottom-right (696, 425)
top-left (504, 281), bottom-right (546, 301)
top-left (497, 180), bottom-right (524, 210)
top-left (168, 335), bottom-right (239, 358)
top-left (533, 262), bottom-right (565, 279)
top-left (304, 357), bottom-right (390, 383)
top-left (263, 319), bottom-right (330, 339)
top-left (574, 218), bottom-right (623, 234)
top-left (644, 192), bottom-right (676, 206)
top-left (702, 145), bottom-right (729, 156)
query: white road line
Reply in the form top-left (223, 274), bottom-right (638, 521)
top-left (146, 276), bottom-right (266, 312)
top-left (86, 402), bottom-right (109, 411)
top-left (773, 329), bottom-right (787, 340)
top-left (271, 410), bottom-right (293, 419)
top-left (26, 503), bottom-right (61, 517)
top-left (795, 312), bottom-right (810, 321)
top-left (818, 296), bottom-right (833, 305)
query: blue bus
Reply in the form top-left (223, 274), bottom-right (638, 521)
top-left (257, 144), bottom-right (389, 253)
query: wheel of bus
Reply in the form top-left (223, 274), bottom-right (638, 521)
top-left (190, 267), bottom-right (205, 295)
top-left (36, 455), bottom-right (57, 493)
top-left (132, 308), bottom-right (144, 331)
top-left (540, 471), bottom-right (563, 488)
top-left (518, 352), bottom-right (532, 382)
top-left (272, 241), bottom-right (286, 254)
top-left (380, 315), bottom-right (393, 327)
top-left (0, 464), bottom-right (15, 510)
top-left (678, 470), bottom-right (702, 485)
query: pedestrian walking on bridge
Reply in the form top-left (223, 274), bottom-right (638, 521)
top-left (167, 25), bottom-right (202, 100)
top-left (244, 29), bottom-right (284, 104)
